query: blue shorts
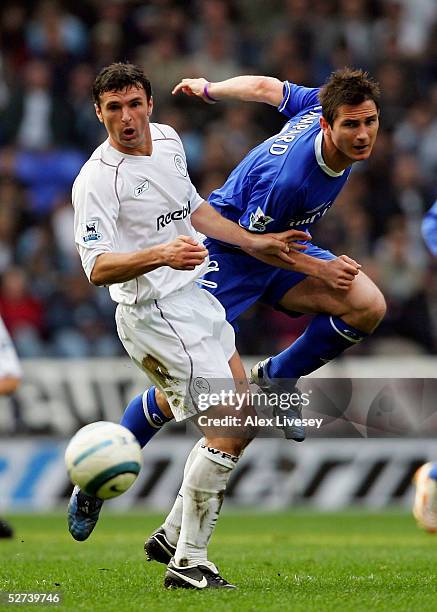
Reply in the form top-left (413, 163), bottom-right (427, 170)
top-left (202, 239), bottom-right (335, 324)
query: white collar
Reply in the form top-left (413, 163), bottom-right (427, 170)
top-left (314, 130), bottom-right (345, 177)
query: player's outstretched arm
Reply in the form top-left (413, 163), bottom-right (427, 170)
top-left (89, 237), bottom-right (208, 285)
top-left (172, 76), bottom-right (284, 106)
top-left (242, 248), bottom-right (361, 290)
top-left (191, 201), bottom-right (309, 260)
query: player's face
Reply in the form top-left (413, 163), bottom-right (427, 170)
top-left (95, 86), bottom-right (153, 155)
top-left (323, 100), bottom-right (379, 166)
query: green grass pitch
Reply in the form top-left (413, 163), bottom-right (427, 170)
top-left (1, 511), bottom-right (437, 611)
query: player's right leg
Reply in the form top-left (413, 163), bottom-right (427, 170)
top-left (115, 288), bottom-right (249, 587)
top-left (68, 385), bottom-right (173, 541)
top-left (163, 433), bottom-right (249, 590)
top-left (147, 351), bottom-right (255, 589)
top-left (144, 438), bottom-right (203, 562)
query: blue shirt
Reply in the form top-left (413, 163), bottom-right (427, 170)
top-left (422, 200), bottom-right (437, 256)
top-left (209, 82), bottom-right (351, 235)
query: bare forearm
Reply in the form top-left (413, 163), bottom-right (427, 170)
top-left (282, 250), bottom-right (328, 277)
top-left (191, 203), bottom-right (252, 249)
top-left (90, 249), bottom-right (164, 285)
top-left (243, 248), bottom-right (327, 277)
top-left (206, 76), bottom-right (284, 106)
top-left (90, 236), bottom-right (208, 285)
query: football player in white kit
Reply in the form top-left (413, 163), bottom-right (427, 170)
top-left (0, 315), bottom-right (22, 538)
top-left (69, 62), bottom-right (309, 589)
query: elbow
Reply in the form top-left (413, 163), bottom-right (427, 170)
top-left (254, 76), bottom-right (282, 105)
top-left (90, 273), bottom-right (105, 286)
top-left (90, 256), bottom-right (109, 286)
top-left (90, 266), bottom-right (105, 286)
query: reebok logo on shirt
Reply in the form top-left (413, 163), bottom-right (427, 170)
top-left (156, 201), bottom-right (191, 230)
top-left (134, 180), bottom-right (150, 197)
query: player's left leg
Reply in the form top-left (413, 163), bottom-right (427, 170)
top-left (144, 438), bottom-right (203, 563)
top-left (164, 435), bottom-right (244, 589)
top-left (251, 269), bottom-right (386, 440)
top-left (267, 269), bottom-right (386, 380)
top-left (120, 386), bottom-right (173, 445)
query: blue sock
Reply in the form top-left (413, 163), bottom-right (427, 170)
top-left (120, 386), bottom-right (172, 448)
top-left (268, 315), bottom-right (368, 381)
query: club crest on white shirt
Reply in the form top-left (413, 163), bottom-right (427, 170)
top-left (174, 154), bottom-right (187, 176)
top-left (82, 219), bottom-right (102, 243)
top-left (134, 179), bottom-right (150, 197)
top-left (249, 207), bottom-right (274, 232)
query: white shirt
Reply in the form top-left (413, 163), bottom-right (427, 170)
top-left (72, 123), bottom-right (206, 304)
top-left (0, 316), bottom-right (22, 379)
top-left (17, 90), bottom-right (51, 150)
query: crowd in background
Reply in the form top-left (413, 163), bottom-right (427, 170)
top-left (0, 0), bottom-right (436, 358)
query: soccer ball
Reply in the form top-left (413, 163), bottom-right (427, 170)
top-left (413, 462), bottom-right (437, 533)
top-left (65, 421), bottom-right (142, 499)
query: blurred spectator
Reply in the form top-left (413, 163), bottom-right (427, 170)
top-left (374, 217), bottom-right (431, 351)
top-left (45, 274), bottom-right (119, 357)
top-left (51, 195), bottom-right (78, 272)
top-left (68, 63), bottom-right (106, 152)
top-left (134, 35), bottom-right (189, 104)
top-left (26, 0), bottom-right (87, 59)
top-left (0, 147), bottom-right (85, 216)
top-left (189, 31), bottom-right (243, 82)
top-left (0, 267), bottom-right (45, 356)
top-left (0, 58), bottom-right (77, 150)
top-left (0, 177), bottom-right (27, 274)
top-left (0, 4), bottom-right (28, 73)
top-left (0, 0), bottom-right (435, 356)
top-left (394, 100), bottom-right (437, 182)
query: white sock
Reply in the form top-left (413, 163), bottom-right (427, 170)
top-left (174, 443), bottom-right (238, 567)
top-left (162, 438), bottom-right (204, 545)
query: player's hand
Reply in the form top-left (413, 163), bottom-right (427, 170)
top-left (267, 229), bottom-right (311, 252)
top-left (163, 236), bottom-right (209, 270)
top-left (244, 229), bottom-right (310, 258)
top-left (321, 255), bottom-right (361, 290)
top-left (172, 78), bottom-right (214, 104)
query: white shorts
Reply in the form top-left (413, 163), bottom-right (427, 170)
top-left (115, 284), bottom-right (236, 421)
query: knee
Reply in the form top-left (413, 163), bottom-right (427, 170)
top-left (346, 279), bottom-right (387, 332)
top-left (363, 286), bottom-right (386, 328)
top-left (206, 434), bottom-right (253, 458)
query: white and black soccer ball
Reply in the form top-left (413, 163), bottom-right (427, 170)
top-left (65, 421), bottom-right (142, 499)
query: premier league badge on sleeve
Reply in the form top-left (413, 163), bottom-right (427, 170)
top-left (82, 219), bottom-right (102, 243)
top-left (249, 207), bottom-right (274, 232)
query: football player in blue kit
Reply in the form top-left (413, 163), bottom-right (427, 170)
top-left (422, 200), bottom-right (437, 256)
top-left (172, 68), bottom-right (386, 442)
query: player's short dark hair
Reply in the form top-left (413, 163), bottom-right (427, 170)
top-left (319, 68), bottom-right (380, 126)
top-left (92, 62), bottom-right (152, 106)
